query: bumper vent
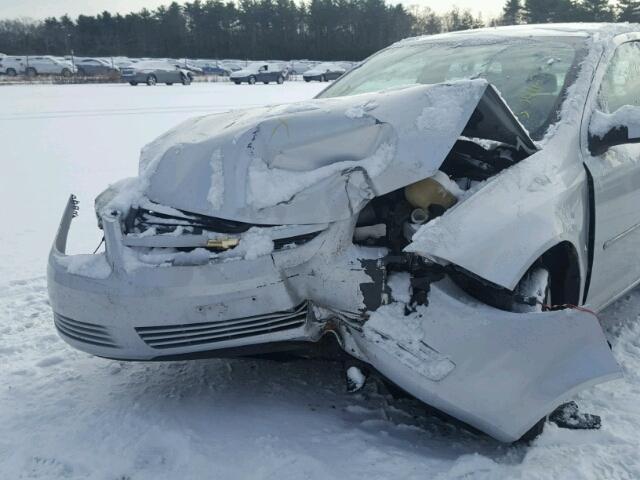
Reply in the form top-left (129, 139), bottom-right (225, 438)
top-left (136, 303), bottom-right (308, 350)
top-left (54, 313), bottom-right (118, 348)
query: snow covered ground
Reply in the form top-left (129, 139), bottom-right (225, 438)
top-left (1, 82), bottom-right (639, 479)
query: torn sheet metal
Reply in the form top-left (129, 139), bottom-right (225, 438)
top-left (352, 281), bottom-right (621, 442)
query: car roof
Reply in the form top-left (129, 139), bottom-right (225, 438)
top-left (396, 23), bottom-right (640, 48)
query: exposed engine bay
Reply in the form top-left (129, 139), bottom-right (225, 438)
top-left (353, 138), bottom-right (529, 310)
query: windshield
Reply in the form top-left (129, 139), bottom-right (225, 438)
top-left (318, 36), bottom-right (587, 139)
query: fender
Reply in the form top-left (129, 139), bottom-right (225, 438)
top-left (406, 128), bottom-right (589, 292)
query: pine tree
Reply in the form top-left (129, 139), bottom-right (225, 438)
top-left (501, 0), bottom-right (523, 25)
top-left (617, 0), bottom-right (640, 22)
top-left (580, 0), bottom-right (615, 21)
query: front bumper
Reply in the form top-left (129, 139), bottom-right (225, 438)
top-left (47, 196), bottom-right (378, 360)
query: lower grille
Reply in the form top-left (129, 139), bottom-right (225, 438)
top-left (136, 302), bottom-right (308, 350)
top-left (54, 313), bottom-right (118, 348)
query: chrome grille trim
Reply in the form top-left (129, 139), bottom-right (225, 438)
top-left (136, 302), bottom-right (308, 350)
top-left (54, 313), bottom-right (118, 348)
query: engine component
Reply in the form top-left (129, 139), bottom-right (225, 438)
top-left (410, 208), bottom-right (429, 225)
top-left (404, 171), bottom-right (458, 213)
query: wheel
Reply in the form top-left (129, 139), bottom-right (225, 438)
top-left (181, 74), bottom-right (191, 85)
top-left (146, 74), bottom-right (157, 86)
top-left (304, 77), bottom-right (310, 82)
top-left (6, 68), bottom-right (17, 77)
top-left (277, 75), bottom-right (284, 84)
top-left (129, 81), bottom-right (138, 86)
top-left (248, 75), bottom-right (256, 85)
top-left (511, 267), bottom-right (551, 313)
top-left (61, 68), bottom-right (72, 78)
top-left (321, 74), bottom-right (327, 82)
top-left (263, 81), bottom-right (269, 84)
top-left (166, 82), bottom-right (173, 85)
top-left (25, 67), bottom-right (37, 77)
top-left (233, 80), bottom-right (241, 85)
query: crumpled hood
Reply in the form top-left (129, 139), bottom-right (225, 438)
top-left (138, 80), bottom-right (535, 225)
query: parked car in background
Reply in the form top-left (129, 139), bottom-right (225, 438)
top-left (176, 59), bottom-right (204, 75)
top-left (121, 61), bottom-right (192, 86)
top-left (221, 60), bottom-right (243, 72)
top-left (230, 62), bottom-right (287, 84)
top-left (195, 60), bottom-right (231, 76)
top-left (0, 56), bottom-right (26, 76)
top-left (76, 58), bottom-right (120, 77)
top-left (288, 60), bottom-right (314, 75)
top-left (25, 56), bottom-right (76, 77)
top-left (303, 62), bottom-right (346, 82)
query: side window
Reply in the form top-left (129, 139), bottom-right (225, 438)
top-left (599, 42), bottom-right (640, 113)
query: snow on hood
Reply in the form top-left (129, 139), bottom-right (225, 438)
top-left (126, 79), bottom-right (534, 225)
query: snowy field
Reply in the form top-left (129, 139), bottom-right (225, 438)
top-left (1, 82), bottom-right (640, 479)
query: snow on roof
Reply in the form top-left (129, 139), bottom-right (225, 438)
top-left (396, 23), bottom-right (640, 48)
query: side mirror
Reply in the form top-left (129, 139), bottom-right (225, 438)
top-left (589, 105), bottom-right (640, 155)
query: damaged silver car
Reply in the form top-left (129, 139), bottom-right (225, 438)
top-left (49, 24), bottom-right (640, 442)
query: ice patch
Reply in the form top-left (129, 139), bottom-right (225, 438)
top-left (58, 253), bottom-right (112, 279)
top-left (345, 100), bottom-right (378, 119)
top-left (239, 227), bottom-right (274, 260)
top-left (172, 248), bottom-right (212, 266)
top-left (415, 84), bottom-right (479, 137)
top-left (207, 149), bottom-right (224, 210)
top-left (387, 272), bottom-right (411, 303)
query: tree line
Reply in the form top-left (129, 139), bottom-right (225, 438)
top-left (0, 0), bottom-right (639, 61)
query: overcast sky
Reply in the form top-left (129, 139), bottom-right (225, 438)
top-left (0, 0), bottom-right (505, 21)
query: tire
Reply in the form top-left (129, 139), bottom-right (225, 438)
top-left (248, 75), bottom-right (256, 85)
top-left (511, 267), bottom-right (551, 313)
top-left (233, 80), bottom-right (241, 85)
top-left (146, 74), bottom-right (157, 86)
top-left (304, 77), bottom-right (310, 82)
top-left (321, 74), bottom-right (327, 82)
top-left (6, 68), bottom-right (17, 77)
top-left (181, 74), bottom-right (191, 85)
top-left (61, 68), bottom-right (72, 78)
top-left (263, 81), bottom-right (269, 84)
top-left (129, 81), bottom-right (138, 86)
top-left (166, 82), bottom-right (173, 85)
top-left (277, 75), bottom-right (284, 84)
top-left (25, 67), bottom-right (37, 77)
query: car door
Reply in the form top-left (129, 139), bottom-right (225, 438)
top-left (43, 58), bottom-right (56, 74)
top-left (583, 39), bottom-right (640, 310)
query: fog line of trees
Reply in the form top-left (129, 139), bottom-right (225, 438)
top-left (0, 0), bottom-right (639, 61)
